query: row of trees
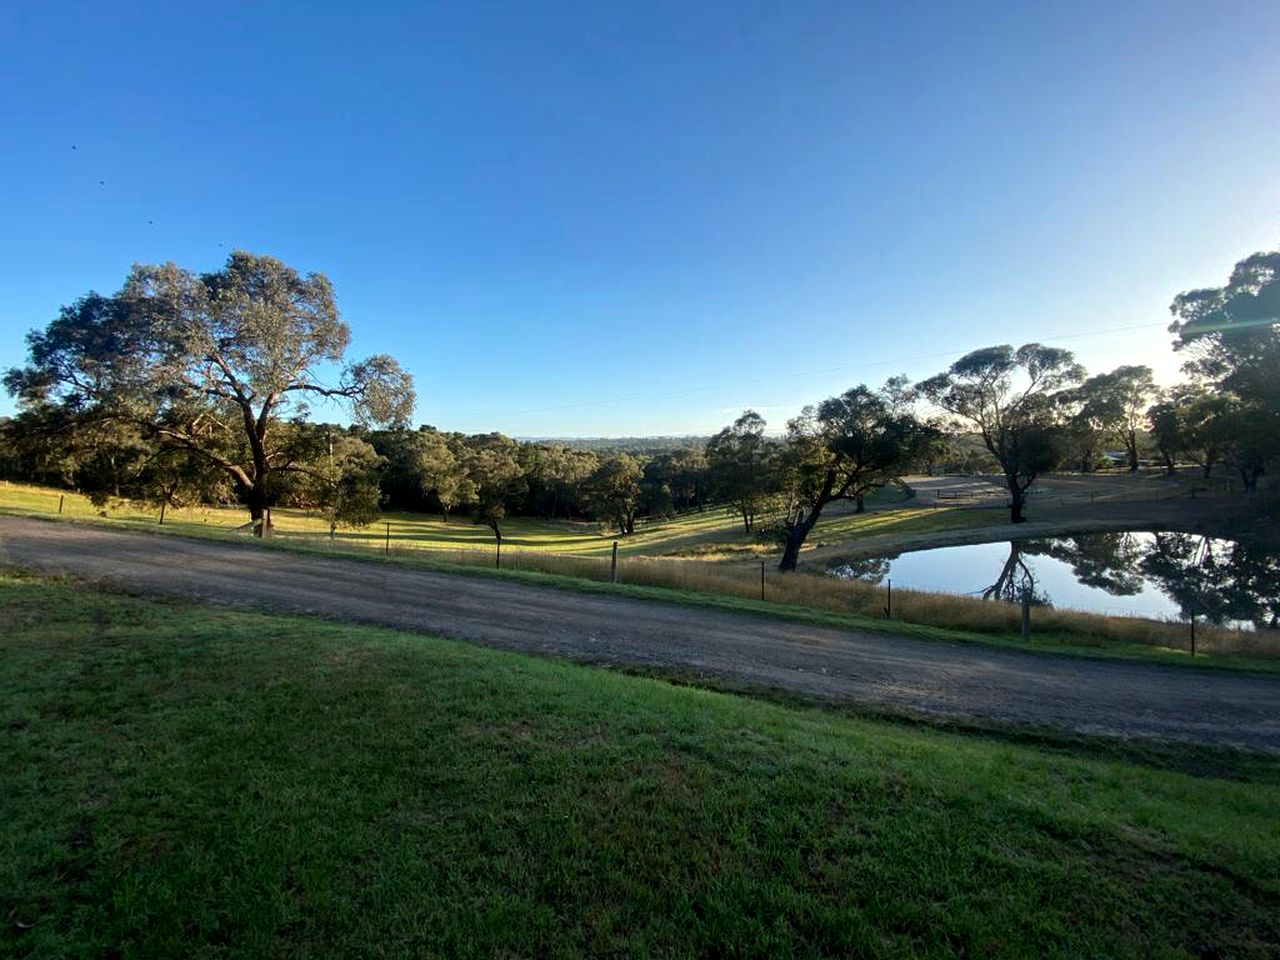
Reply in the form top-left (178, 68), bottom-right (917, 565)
top-left (3, 249), bottom-right (1277, 570)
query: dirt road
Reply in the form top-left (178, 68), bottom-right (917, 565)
top-left (3, 515), bottom-right (1278, 750)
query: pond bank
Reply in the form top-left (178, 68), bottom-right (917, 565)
top-left (800, 496), bottom-right (1270, 569)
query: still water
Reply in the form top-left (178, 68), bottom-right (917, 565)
top-left (829, 532), bottom-right (1280, 628)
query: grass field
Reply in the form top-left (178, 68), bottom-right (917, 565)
top-left (2, 572), bottom-right (1277, 958)
top-left (0, 480), bottom-right (979, 561)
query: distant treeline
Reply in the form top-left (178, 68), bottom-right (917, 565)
top-left (2, 247), bottom-right (1276, 569)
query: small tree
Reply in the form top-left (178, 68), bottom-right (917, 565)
top-left (652, 447), bottom-right (708, 513)
top-left (461, 434), bottom-right (525, 543)
top-left (136, 443), bottom-right (232, 524)
top-left (293, 433), bottom-right (384, 537)
top-left (920, 344), bottom-right (1083, 524)
top-left (401, 429), bottom-right (472, 522)
top-left (774, 383), bottom-right (938, 571)
top-left (705, 410), bottom-right (775, 532)
top-left (586, 454), bottom-right (644, 535)
top-left (1146, 393), bottom-right (1181, 477)
top-left (1075, 365), bottom-right (1158, 472)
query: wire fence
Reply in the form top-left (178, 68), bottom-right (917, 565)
top-left (6, 479), bottom-right (1275, 658)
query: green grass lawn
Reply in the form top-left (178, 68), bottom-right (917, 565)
top-left (3, 572), bottom-right (1277, 958)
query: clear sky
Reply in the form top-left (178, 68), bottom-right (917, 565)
top-left (2, 0), bottom-right (1277, 436)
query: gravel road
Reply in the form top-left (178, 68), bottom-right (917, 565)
top-left (3, 515), bottom-right (1278, 750)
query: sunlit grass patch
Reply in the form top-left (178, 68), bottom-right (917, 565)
top-left (2, 572), bottom-right (1277, 958)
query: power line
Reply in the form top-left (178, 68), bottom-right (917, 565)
top-left (448, 320), bottom-right (1170, 426)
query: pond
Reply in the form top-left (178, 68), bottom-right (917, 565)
top-left (828, 532), bottom-right (1280, 628)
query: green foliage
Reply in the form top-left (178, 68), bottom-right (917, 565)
top-left (287, 432), bottom-right (385, 533)
top-left (3, 252), bottom-right (414, 534)
top-left (1072, 365), bottom-right (1159, 471)
top-left (518, 442), bottom-right (600, 519)
top-left (705, 410), bottom-right (776, 532)
top-left (369, 427), bottom-right (477, 519)
top-left (920, 344), bottom-right (1084, 522)
top-left (775, 383), bottom-right (940, 570)
top-left (640, 447), bottom-right (708, 516)
top-left (1146, 395), bottom-right (1184, 475)
top-left (460, 433), bottom-right (525, 537)
top-left (585, 453), bottom-right (644, 534)
top-left (1170, 250), bottom-right (1280, 489)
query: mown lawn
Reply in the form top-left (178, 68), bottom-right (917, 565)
top-left (2, 573), bottom-right (1277, 958)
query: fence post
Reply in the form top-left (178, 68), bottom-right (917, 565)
top-left (884, 578), bottom-right (892, 618)
top-left (1189, 614), bottom-right (1196, 657)
top-left (610, 541), bottom-right (618, 583)
top-left (58, 494), bottom-right (65, 514)
top-left (1020, 588), bottom-right (1031, 641)
top-left (385, 522), bottom-right (390, 556)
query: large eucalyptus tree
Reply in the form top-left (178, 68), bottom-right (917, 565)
top-left (920, 344), bottom-right (1083, 524)
top-left (5, 252), bottom-right (415, 534)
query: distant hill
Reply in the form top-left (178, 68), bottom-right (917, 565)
top-left (518, 436), bottom-right (709, 454)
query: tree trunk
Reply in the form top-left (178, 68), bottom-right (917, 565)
top-left (778, 508), bottom-right (824, 572)
top-left (159, 499), bottom-right (167, 526)
top-left (1127, 431), bottom-right (1139, 472)
top-left (246, 482), bottom-right (269, 537)
top-left (855, 494), bottom-right (866, 513)
top-left (741, 506), bottom-right (752, 534)
top-left (1009, 482), bottom-right (1027, 524)
top-left (778, 522), bottom-right (810, 572)
top-left (1240, 465), bottom-right (1261, 495)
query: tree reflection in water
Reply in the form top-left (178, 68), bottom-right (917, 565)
top-left (1137, 533), bottom-right (1280, 630)
top-left (980, 542), bottom-right (1047, 605)
top-left (1023, 533), bottom-right (1146, 596)
top-left (827, 558), bottom-right (891, 585)
top-left (830, 532), bottom-right (1279, 629)
top-left (1016, 531), bottom-right (1280, 629)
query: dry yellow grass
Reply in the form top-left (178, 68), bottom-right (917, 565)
top-left (283, 531), bottom-right (1274, 659)
top-left (4, 480), bottom-right (1273, 659)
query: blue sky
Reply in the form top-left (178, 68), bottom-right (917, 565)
top-left (1, 0), bottom-right (1277, 436)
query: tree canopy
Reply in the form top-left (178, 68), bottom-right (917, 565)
top-left (1072, 365), bottom-right (1158, 472)
top-left (1169, 250), bottom-right (1280, 491)
top-left (774, 383), bottom-right (938, 571)
top-left (706, 410), bottom-right (775, 533)
top-left (5, 252), bottom-right (414, 533)
top-left (920, 344), bottom-right (1083, 523)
